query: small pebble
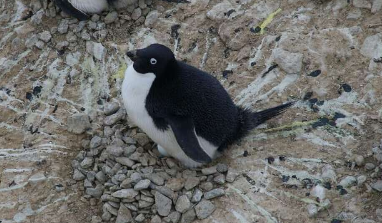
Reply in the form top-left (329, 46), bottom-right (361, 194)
top-left (201, 166), bottom-right (217, 175)
top-left (371, 180), bottom-right (382, 192)
top-left (307, 204), bottom-right (318, 217)
top-left (216, 163), bottom-right (228, 173)
top-left (339, 176), bottom-right (357, 188)
top-left (365, 163), bottom-right (376, 170)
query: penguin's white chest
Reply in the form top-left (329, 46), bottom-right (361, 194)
top-left (121, 65), bottom-right (217, 168)
top-left (69, 0), bottom-right (108, 13)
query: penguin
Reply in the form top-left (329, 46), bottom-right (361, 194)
top-left (53, 0), bottom-right (189, 21)
top-left (121, 44), bottom-right (293, 168)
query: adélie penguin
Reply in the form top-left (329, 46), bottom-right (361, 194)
top-left (121, 44), bottom-right (293, 168)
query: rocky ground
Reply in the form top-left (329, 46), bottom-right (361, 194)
top-left (1, 0), bottom-right (382, 222)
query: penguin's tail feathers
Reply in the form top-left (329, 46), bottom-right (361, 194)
top-left (236, 101), bottom-right (295, 139)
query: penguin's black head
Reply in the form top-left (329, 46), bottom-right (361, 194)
top-left (126, 44), bottom-right (176, 77)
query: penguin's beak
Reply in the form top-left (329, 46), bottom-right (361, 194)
top-left (126, 50), bottom-right (138, 62)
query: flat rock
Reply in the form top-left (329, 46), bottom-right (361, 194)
top-left (216, 163), bottom-right (228, 173)
top-left (272, 48), bottom-right (303, 74)
top-left (106, 145), bottom-right (124, 157)
top-left (339, 176), bottom-right (357, 188)
top-left (166, 178), bottom-right (185, 191)
top-left (166, 211), bottom-right (181, 223)
top-left (58, 19), bottom-right (69, 34)
top-left (371, 180), bottom-right (382, 192)
top-left (134, 179), bottom-right (151, 190)
top-left (86, 41), bottom-right (106, 61)
top-left (67, 113), bottom-right (91, 134)
top-left (155, 192), bottom-right (172, 216)
top-left (199, 182), bottom-right (213, 191)
top-left (204, 188), bottom-right (225, 199)
top-left (213, 174), bottom-right (225, 185)
top-left (135, 213), bottom-right (145, 222)
top-left (38, 31), bottom-right (52, 42)
top-left (150, 215), bottom-right (162, 223)
top-left (104, 102), bottom-right (120, 115)
top-left (112, 189), bottom-right (139, 199)
top-left (145, 10), bottom-right (160, 27)
top-left (360, 34), bottom-right (382, 58)
top-left (175, 195), bottom-right (191, 213)
top-left (201, 166), bottom-right (217, 175)
top-left (73, 169), bottom-right (85, 181)
top-left (321, 165), bottom-right (337, 182)
top-left (116, 204), bottom-right (133, 223)
top-left (86, 185), bottom-right (104, 198)
top-left (116, 157), bottom-right (135, 168)
top-left (184, 177), bottom-right (200, 190)
top-left (353, 0), bottom-right (372, 9)
top-left (80, 157), bottom-right (94, 169)
top-left (144, 173), bottom-right (165, 185)
top-left (372, 0), bottom-right (382, 13)
top-left (180, 208), bottom-right (196, 223)
top-left (104, 11), bottom-right (118, 24)
top-left (206, 1), bottom-right (235, 21)
top-left (195, 200), bottom-right (215, 219)
top-left (191, 189), bottom-right (203, 203)
top-left (90, 136), bottom-right (102, 149)
top-left (307, 203), bottom-right (318, 217)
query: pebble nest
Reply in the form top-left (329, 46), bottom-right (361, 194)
top-left (71, 102), bottom-right (239, 223)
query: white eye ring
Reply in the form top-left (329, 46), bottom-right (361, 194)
top-left (150, 58), bottom-right (157, 65)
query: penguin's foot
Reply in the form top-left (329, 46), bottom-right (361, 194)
top-left (157, 145), bottom-right (170, 157)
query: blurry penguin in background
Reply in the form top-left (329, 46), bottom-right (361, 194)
top-left (53, 0), bottom-right (189, 20)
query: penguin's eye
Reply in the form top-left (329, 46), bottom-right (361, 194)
top-left (150, 58), bottom-right (157, 65)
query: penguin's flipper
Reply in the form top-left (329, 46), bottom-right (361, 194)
top-left (165, 115), bottom-right (212, 164)
top-left (53, 0), bottom-right (90, 20)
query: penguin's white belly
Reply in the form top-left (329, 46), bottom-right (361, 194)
top-left (121, 65), bottom-right (217, 168)
top-left (69, 0), bottom-right (108, 13)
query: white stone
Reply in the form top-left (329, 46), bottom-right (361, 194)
top-left (206, 1), bottom-right (234, 21)
top-left (86, 41), bottom-right (106, 61)
top-left (353, 0), bottom-right (372, 9)
top-left (272, 48), bottom-right (303, 74)
top-left (360, 34), bottom-right (382, 59)
top-left (372, 0), bottom-right (382, 13)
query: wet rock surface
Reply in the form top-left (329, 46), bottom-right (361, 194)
top-left (1, 0), bottom-right (382, 223)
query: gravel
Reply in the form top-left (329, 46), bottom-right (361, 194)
top-left (70, 103), bottom-right (238, 222)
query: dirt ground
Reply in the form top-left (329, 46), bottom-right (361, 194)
top-left (1, 0), bottom-right (382, 222)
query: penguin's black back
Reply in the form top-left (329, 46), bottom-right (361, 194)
top-left (146, 61), bottom-right (240, 149)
